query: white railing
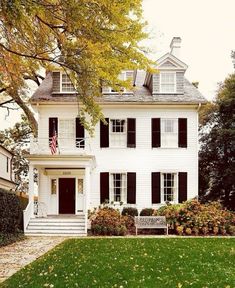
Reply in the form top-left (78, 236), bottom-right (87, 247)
top-left (23, 201), bottom-right (33, 232)
top-left (34, 201), bottom-right (47, 218)
top-left (30, 137), bottom-right (91, 155)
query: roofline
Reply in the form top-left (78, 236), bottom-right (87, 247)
top-left (31, 101), bottom-right (207, 107)
top-left (0, 145), bottom-right (14, 156)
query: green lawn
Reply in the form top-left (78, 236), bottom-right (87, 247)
top-left (2, 238), bottom-right (235, 288)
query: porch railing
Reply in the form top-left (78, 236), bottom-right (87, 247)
top-left (23, 201), bottom-right (33, 232)
top-left (34, 201), bottom-right (47, 218)
top-left (30, 137), bottom-right (91, 154)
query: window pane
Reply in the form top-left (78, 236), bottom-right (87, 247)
top-left (111, 173), bottom-right (126, 202)
top-left (51, 179), bottom-right (57, 194)
top-left (163, 173), bottom-right (175, 202)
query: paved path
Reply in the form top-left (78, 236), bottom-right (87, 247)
top-left (0, 237), bottom-right (66, 283)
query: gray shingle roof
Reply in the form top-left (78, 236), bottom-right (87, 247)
top-left (30, 71), bottom-right (207, 104)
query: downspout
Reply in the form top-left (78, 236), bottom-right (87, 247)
top-left (197, 102), bottom-right (202, 112)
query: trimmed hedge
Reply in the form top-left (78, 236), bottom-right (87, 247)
top-left (0, 188), bottom-right (22, 233)
top-left (140, 208), bottom-right (154, 216)
top-left (121, 207), bottom-right (138, 217)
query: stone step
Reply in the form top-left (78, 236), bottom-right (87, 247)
top-left (25, 230), bottom-right (87, 236)
top-left (30, 218), bottom-right (85, 223)
top-left (28, 225), bottom-right (85, 230)
top-left (28, 222), bottom-right (85, 227)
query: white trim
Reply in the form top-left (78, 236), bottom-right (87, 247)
top-left (59, 72), bottom-right (76, 93)
top-left (160, 172), bottom-right (178, 204)
top-left (109, 172), bottom-right (127, 204)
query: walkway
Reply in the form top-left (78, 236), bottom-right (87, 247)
top-left (0, 236), bottom-right (65, 283)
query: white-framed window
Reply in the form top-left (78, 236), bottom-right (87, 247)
top-left (161, 118), bottom-right (178, 148)
top-left (51, 178), bottom-right (57, 195)
top-left (59, 119), bottom-right (75, 148)
top-left (161, 173), bottom-right (177, 202)
top-left (61, 73), bottom-right (75, 92)
top-left (110, 173), bottom-right (127, 203)
top-left (160, 72), bottom-right (176, 93)
top-left (102, 71), bottom-right (134, 93)
top-left (110, 119), bottom-right (126, 147)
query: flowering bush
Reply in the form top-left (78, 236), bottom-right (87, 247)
top-left (155, 200), bottom-right (235, 236)
top-left (91, 207), bottom-right (130, 236)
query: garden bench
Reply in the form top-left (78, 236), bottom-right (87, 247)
top-left (135, 216), bottom-right (168, 235)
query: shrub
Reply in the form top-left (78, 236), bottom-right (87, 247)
top-left (121, 207), bottom-right (138, 217)
top-left (0, 188), bottom-right (22, 233)
top-left (156, 199), bottom-right (235, 236)
top-left (140, 208), bottom-right (154, 216)
top-left (91, 207), bottom-right (129, 236)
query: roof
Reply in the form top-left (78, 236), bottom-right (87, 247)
top-left (0, 144), bottom-right (14, 156)
top-left (30, 71), bottom-right (207, 105)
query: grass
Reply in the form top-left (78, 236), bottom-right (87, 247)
top-left (2, 238), bottom-right (235, 288)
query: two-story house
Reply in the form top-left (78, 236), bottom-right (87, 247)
top-left (0, 145), bottom-right (16, 191)
top-left (24, 37), bottom-right (206, 235)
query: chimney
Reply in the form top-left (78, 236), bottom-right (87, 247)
top-left (170, 37), bottom-right (182, 59)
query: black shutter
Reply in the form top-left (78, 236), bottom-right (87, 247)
top-left (152, 172), bottom-right (161, 203)
top-left (152, 118), bottom-right (161, 147)
top-left (127, 118), bottom-right (136, 148)
top-left (127, 172), bottom-right (136, 204)
top-left (49, 117), bottom-right (58, 146)
top-left (178, 118), bottom-right (187, 148)
top-left (100, 118), bottom-right (109, 148)
top-left (76, 118), bottom-right (85, 148)
top-left (178, 172), bottom-right (187, 203)
top-left (100, 172), bottom-right (109, 203)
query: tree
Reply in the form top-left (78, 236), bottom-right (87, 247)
top-left (0, 115), bottom-right (32, 192)
top-left (199, 73), bottom-right (235, 210)
top-left (0, 0), bottom-right (152, 135)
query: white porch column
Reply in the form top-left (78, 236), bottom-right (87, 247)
top-left (84, 166), bottom-right (91, 233)
top-left (28, 164), bottom-right (35, 218)
top-left (85, 166), bottom-right (91, 211)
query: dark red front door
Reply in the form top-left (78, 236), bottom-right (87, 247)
top-left (59, 178), bottom-right (75, 214)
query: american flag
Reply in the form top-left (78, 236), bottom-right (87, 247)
top-left (50, 130), bottom-right (57, 155)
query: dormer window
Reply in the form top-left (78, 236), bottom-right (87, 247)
top-left (61, 73), bottom-right (75, 93)
top-left (160, 72), bottom-right (176, 93)
top-left (102, 71), bottom-right (134, 94)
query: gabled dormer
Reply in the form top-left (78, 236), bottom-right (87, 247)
top-left (52, 71), bottom-right (76, 94)
top-left (102, 70), bottom-right (134, 94)
top-left (144, 37), bottom-right (188, 95)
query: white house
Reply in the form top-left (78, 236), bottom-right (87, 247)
top-left (24, 37), bottom-right (206, 235)
top-left (0, 144), bottom-right (16, 190)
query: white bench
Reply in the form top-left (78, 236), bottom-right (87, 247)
top-left (135, 216), bottom-right (168, 235)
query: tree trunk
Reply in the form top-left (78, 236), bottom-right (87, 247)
top-left (9, 90), bottom-right (38, 137)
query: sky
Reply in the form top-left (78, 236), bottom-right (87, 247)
top-left (1, 0), bottom-right (235, 129)
top-left (142, 0), bottom-right (235, 99)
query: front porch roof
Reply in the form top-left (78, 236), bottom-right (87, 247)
top-left (26, 154), bottom-right (96, 169)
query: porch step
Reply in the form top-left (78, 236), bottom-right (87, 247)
top-left (25, 216), bottom-right (87, 236)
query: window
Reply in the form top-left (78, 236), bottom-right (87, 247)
top-left (61, 73), bottom-right (75, 92)
top-left (51, 179), bottom-right (57, 195)
top-left (59, 119), bottom-right (75, 148)
top-left (162, 173), bottom-right (177, 202)
top-left (102, 71), bottom-right (134, 93)
top-left (110, 119), bottom-right (126, 147)
top-left (160, 72), bottom-right (176, 93)
top-left (161, 119), bottom-right (178, 147)
top-left (110, 173), bottom-right (127, 202)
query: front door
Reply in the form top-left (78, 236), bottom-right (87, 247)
top-left (59, 178), bottom-right (75, 214)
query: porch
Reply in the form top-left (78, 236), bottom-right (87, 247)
top-left (24, 154), bottom-right (95, 236)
